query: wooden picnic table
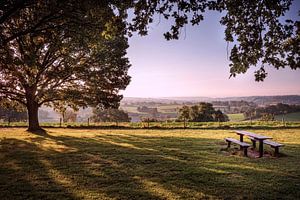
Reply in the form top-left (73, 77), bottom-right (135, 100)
top-left (235, 130), bottom-right (272, 157)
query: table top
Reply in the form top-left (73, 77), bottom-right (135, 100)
top-left (235, 130), bottom-right (273, 140)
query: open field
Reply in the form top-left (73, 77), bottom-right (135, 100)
top-left (0, 128), bottom-right (299, 199)
top-left (227, 113), bottom-right (245, 122)
top-left (274, 112), bottom-right (300, 122)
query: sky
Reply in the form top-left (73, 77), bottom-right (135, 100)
top-left (122, 1), bottom-right (300, 98)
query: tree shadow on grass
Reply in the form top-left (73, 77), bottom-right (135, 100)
top-left (0, 131), bottom-right (300, 199)
top-left (0, 138), bottom-right (77, 200)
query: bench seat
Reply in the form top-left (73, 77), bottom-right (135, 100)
top-left (263, 140), bottom-right (284, 147)
top-left (225, 138), bottom-right (250, 156)
top-left (248, 137), bottom-right (284, 156)
top-left (264, 140), bottom-right (284, 156)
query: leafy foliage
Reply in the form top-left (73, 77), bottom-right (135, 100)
top-left (0, 99), bottom-right (27, 122)
top-left (92, 108), bottom-right (131, 123)
top-left (127, 0), bottom-right (299, 80)
top-left (0, 0), bottom-right (131, 130)
top-left (178, 103), bottom-right (229, 122)
top-left (0, 107), bottom-right (27, 122)
top-left (243, 103), bottom-right (300, 119)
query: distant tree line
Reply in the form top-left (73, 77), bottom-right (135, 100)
top-left (177, 103), bottom-right (229, 123)
top-left (243, 103), bottom-right (300, 120)
top-left (92, 108), bottom-right (131, 125)
top-left (0, 105), bottom-right (27, 122)
top-left (137, 106), bottom-right (158, 114)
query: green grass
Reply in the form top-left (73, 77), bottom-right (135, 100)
top-left (227, 113), bottom-right (245, 122)
top-left (274, 112), bottom-right (300, 122)
top-left (0, 128), bottom-right (299, 199)
top-left (2, 121), bottom-right (300, 129)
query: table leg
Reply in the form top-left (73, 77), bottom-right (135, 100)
top-left (239, 135), bottom-right (244, 150)
top-left (259, 140), bottom-right (264, 157)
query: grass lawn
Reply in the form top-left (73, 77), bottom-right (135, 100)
top-left (274, 112), bottom-right (300, 122)
top-left (227, 113), bottom-right (245, 122)
top-left (0, 128), bottom-right (299, 199)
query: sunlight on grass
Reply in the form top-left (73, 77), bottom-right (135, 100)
top-left (0, 128), bottom-right (299, 199)
top-left (134, 176), bottom-right (181, 200)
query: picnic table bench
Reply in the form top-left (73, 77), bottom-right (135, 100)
top-left (249, 137), bottom-right (284, 156)
top-left (225, 138), bottom-right (250, 156)
top-left (235, 130), bottom-right (284, 157)
top-left (235, 130), bottom-right (272, 157)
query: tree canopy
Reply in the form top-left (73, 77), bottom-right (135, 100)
top-left (0, 0), bottom-right (131, 131)
top-left (127, 0), bottom-right (299, 81)
top-left (1, 0), bottom-right (299, 81)
top-left (178, 103), bottom-right (229, 122)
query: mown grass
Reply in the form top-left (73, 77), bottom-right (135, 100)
top-left (0, 128), bottom-right (299, 199)
top-left (274, 112), bottom-right (300, 122)
top-left (227, 113), bottom-right (245, 122)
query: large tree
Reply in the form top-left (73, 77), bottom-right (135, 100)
top-left (0, 0), bottom-right (130, 131)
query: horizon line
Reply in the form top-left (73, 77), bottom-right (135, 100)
top-left (122, 94), bottom-right (300, 99)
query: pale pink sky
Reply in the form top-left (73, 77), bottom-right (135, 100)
top-left (122, 2), bottom-right (300, 98)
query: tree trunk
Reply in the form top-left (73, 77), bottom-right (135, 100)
top-left (26, 100), bottom-right (41, 132)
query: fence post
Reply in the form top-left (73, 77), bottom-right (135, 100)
top-left (282, 113), bottom-right (285, 127)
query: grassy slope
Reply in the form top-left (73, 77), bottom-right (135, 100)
top-left (274, 112), bottom-right (300, 122)
top-left (0, 128), bottom-right (299, 199)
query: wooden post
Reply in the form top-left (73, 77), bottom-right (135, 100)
top-left (244, 148), bottom-right (248, 157)
top-left (239, 135), bottom-right (243, 150)
top-left (259, 140), bottom-right (264, 157)
top-left (87, 118), bottom-right (90, 126)
top-left (274, 147), bottom-right (279, 157)
top-left (59, 118), bottom-right (62, 127)
top-left (251, 139), bottom-right (256, 149)
top-left (227, 141), bottom-right (231, 148)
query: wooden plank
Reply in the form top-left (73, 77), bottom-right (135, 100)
top-left (225, 138), bottom-right (250, 147)
top-left (263, 140), bottom-right (284, 147)
top-left (235, 130), bottom-right (272, 140)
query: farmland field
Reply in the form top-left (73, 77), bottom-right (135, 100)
top-left (0, 128), bottom-right (299, 199)
top-left (227, 113), bottom-right (245, 122)
top-left (274, 112), bottom-right (300, 122)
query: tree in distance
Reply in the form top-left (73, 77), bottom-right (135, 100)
top-left (178, 105), bottom-right (191, 128)
top-left (178, 103), bottom-right (229, 124)
top-left (0, 99), bottom-right (27, 122)
top-left (0, 1), bottom-right (130, 131)
top-left (92, 108), bottom-right (131, 126)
